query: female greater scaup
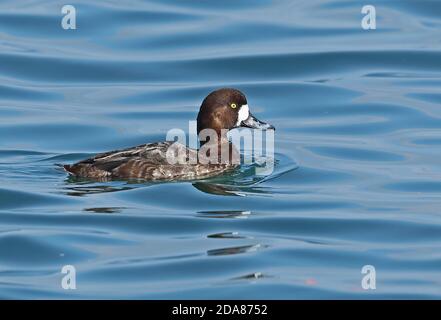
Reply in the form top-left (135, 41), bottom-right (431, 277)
top-left (64, 88), bottom-right (274, 181)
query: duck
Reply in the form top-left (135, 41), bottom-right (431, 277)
top-left (63, 88), bottom-right (275, 181)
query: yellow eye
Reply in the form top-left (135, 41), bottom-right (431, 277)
top-left (230, 103), bottom-right (237, 109)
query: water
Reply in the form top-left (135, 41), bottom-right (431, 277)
top-left (1, 0), bottom-right (441, 299)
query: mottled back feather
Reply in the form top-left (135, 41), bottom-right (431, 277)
top-left (64, 142), bottom-right (237, 181)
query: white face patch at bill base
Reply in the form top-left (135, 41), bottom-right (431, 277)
top-left (236, 104), bottom-right (250, 126)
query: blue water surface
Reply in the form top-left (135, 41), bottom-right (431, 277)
top-left (1, 0), bottom-right (441, 299)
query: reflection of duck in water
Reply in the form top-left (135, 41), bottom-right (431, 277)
top-left (64, 88), bottom-right (274, 181)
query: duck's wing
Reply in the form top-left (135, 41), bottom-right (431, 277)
top-left (108, 142), bottom-right (235, 180)
top-left (87, 142), bottom-right (177, 166)
top-left (64, 142), bottom-right (176, 179)
top-left (64, 142), bottom-right (233, 180)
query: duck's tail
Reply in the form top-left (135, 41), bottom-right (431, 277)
top-left (55, 163), bottom-right (74, 174)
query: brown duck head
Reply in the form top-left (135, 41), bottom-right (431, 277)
top-left (196, 88), bottom-right (275, 143)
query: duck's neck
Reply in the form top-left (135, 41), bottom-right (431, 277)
top-left (198, 132), bottom-right (239, 165)
top-left (199, 132), bottom-right (228, 147)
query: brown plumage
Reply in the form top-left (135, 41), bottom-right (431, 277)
top-left (64, 142), bottom-right (236, 181)
top-left (64, 88), bottom-right (274, 181)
